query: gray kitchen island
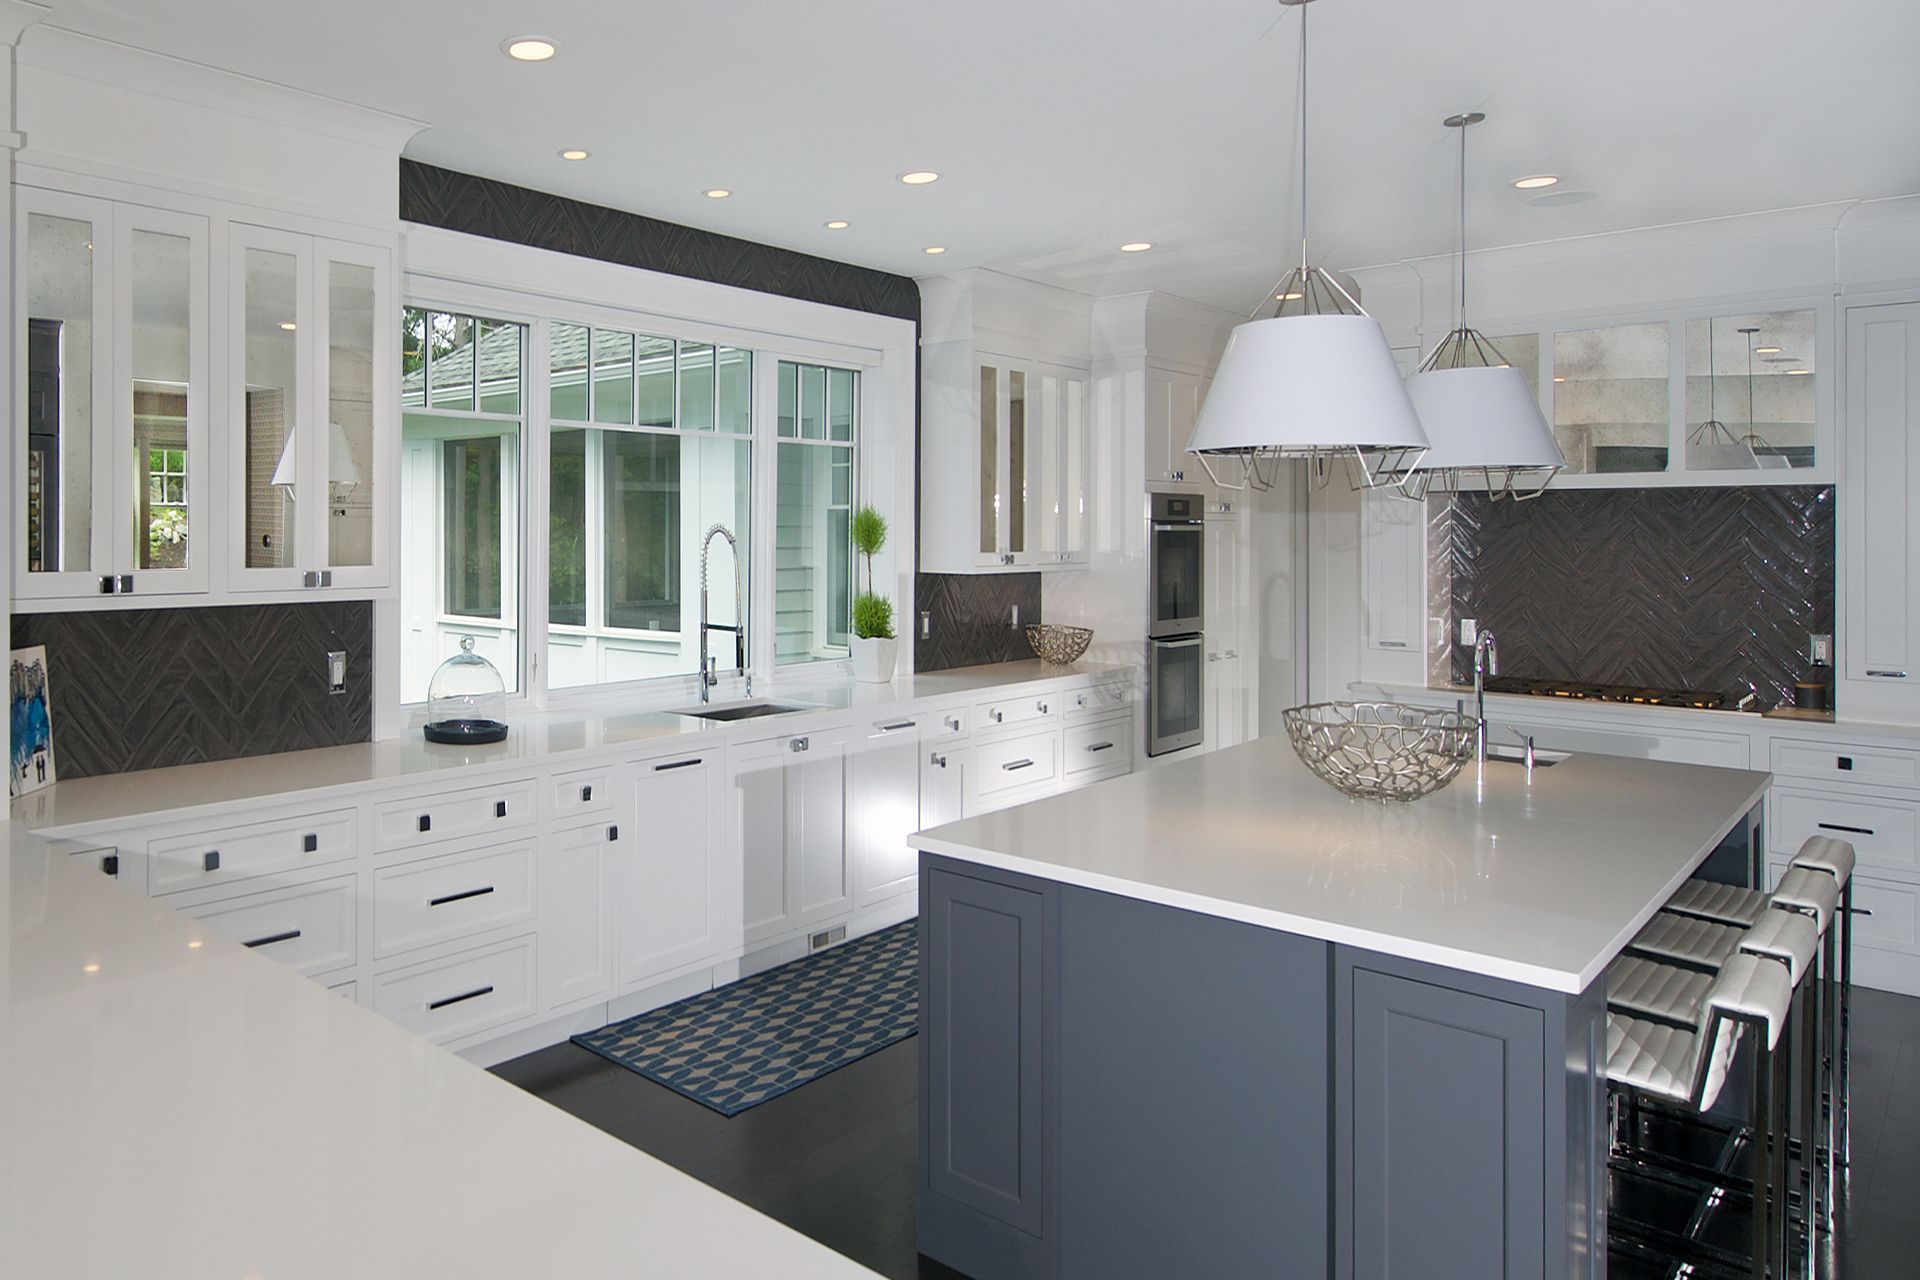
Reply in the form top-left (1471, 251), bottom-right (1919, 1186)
top-left (909, 736), bottom-right (1771, 1280)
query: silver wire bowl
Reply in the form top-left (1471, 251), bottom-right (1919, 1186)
top-left (1282, 701), bottom-right (1476, 802)
top-left (1025, 624), bottom-right (1093, 666)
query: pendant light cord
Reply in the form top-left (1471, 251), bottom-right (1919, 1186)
top-left (1457, 120), bottom-right (1468, 330)
top-left (1298, 1), bottom-right (1310, 274)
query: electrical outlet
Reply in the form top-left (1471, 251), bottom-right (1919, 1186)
top-left (326, 650), bottom-right (347, 695)
top-left (1010, 604), bottom-right (1020, 630)
top-left (1459, 618), bottom-right (1478, 646)
top-left (921, 610), bottom-right (932, 641)
top-left (1810, 633), bottom-right (1833, 665)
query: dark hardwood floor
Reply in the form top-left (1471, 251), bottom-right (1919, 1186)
top-left (495, 986), bottom-right (1920, 1278)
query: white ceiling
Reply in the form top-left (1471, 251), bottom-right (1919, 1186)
top-left (32, 0), bottom-right (1920, 315)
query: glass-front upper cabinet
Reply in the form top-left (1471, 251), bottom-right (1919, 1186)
top-left (975, 357), bottom-right (1088, 568)
top-left (228, 224), bottom-right (393, 592)
top-left (13, 188), bottom-right (209, 602)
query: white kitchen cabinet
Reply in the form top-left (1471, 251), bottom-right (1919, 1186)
top-left (227, 223), bottom-right (394, 595)
top-left (730, 725), bottom-right (851, 947)
top-left (1145, 367), bottom-right (1209, 490)
top-left (182, 874), bottom-right (358, 979)
top-left (1205, 508), bottom-right (1253, 751)
top-left (921, 741), bottom-right (970, 829)
top-left (14, 187), bottom-right (211, 603)
top-left (1360, 487), bottom-right (1424, 657)
top-left (1843, 300), bottom-right (1920, 715)
top-left (620, 748), bottom-right (728, 988)
top-left (541, 819), bottom-right (620, 1012)
top-left (847, 715), bottom-right (924, 908)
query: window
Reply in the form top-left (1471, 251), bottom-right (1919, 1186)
top-left (136, 387), bottom-right (189, 569)
top-left (400, 309), bottom-right (526, 703)
top-left (546, 324), bottom-right (752, 690)
top-left (775, 361), bottom-right (857, 664)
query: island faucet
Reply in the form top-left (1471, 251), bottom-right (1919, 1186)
top-left (699, 524), bottom-right (748, 704)
top-left (1472, 628), bottom-right (1499, 763)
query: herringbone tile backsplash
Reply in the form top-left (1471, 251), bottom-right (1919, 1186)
top-left (1433, 486), bottom-right (1834, 708)
top-left (914, 573), bottom-right (1044, 671)
top-left (13, 602), bottom-right (372, 780)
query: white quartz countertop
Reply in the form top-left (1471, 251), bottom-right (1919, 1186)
top-left (910, 737), bottom-right (1771, 993)
top-left (0, 826), bottom-right (880, 1279)
top-left (16, 659), bottom-right (1129, 834)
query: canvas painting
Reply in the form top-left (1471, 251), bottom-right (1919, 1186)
top-left (10, 645), bottom-right (57, 796)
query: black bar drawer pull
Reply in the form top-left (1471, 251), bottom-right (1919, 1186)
top-left (101, 854), bottom-right (119, 877)
top-left (494, 800), bottom-right (508, 818)
top-left (654, 757), bottom-right (703, 772)
top-left (1837, 757), bottom-right (1854, 771)
top-left (1818, 821), bottom-right (1875, 836)
top-left (427, 985), bottom-right (493, 1012)
top-left (203, 850), bottom-right (221, 873)
top-left (303, 833), bottom-right (318, 853)
top-left (428, 885), bottom-right (495, 908)
top-left (243, 929), bottom-right (302, 949)
top-left (1086, 741), bottom-right (1116, 753)
top-left (580, 784), bottom-right (593, 802)
top-left (1002, 758), bottom-right (1035, 771)
top-left (418, 815), bottom-right (432, 833)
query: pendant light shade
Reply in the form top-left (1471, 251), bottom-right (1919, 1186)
top-left (1186, 0), bottom-right (1428, 492)
top-left (1398, 112), bottom-right (1562, 501)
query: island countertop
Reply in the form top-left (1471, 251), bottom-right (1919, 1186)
top-left (910, 737), bottom-right (1770, 993)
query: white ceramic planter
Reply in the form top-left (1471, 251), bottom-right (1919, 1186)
top-left (851, 635), bottom-right (899, 683)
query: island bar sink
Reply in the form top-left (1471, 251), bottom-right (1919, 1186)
top-left (671, 700), bottom-right (814, 722)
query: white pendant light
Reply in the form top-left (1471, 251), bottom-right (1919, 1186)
top-left (1399, 112), bottom-right (1563, 501)
top-left (1186, 0), bottom-right (1428, 492)
top-left (270, 430), bottom-right (298, 493)
top-left (1686, 319), bottom-right (1761, 471)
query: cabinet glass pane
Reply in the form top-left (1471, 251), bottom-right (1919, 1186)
top-left (1490, 332), bottom-right (1540, 403)
top-left (800, 364), bottom-right (826, 440)
top-left (243, 247), bottom-right (299, 569)
top-left (1064, 378), bottom-right (1086, 556)
top-left (828, 367), bottom-right (855, 442)
top-left (550, 322), bottom-right (589, 421)
top-left (327, 260), bottom-right (377, 568)
top-left (979, 366), bottom-right (997, 556)
top-left (24, 213), bottom-right (96, 575)
top-left (716, 346), bottom-right (752, 435)
top-left (427, 313), bottom-right (475, 411)
top-left (131, 229), bottom-right (192, 571)
top-left (635, 335), bottom-right (674, 428)
top-left (549, 427), bottom-right (586, 626)
top-left (775, 442), bottom-right (852, 662)
top-left (1033, 375), bottom-right (1059, 556)
top-left (778, 361), bottom-right (798, 438)
top-left (680, 342), bottom-right (714, 431)
top-left (1551, 322), bottom-right (1670, 474)
top-left (1685, 310), bottom-right (1815, 471)
top-left (593, 329), bottom-right (634, 425)
top-left (401, 309), bottom-right (427, 407)
top-left (1008, 370), bottom-right (1027, 554)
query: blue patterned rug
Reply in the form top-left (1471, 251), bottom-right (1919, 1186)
top-left (571, 920), bottom-right (918, 1116)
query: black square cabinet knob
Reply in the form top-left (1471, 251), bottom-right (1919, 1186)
top-left (203, 850), bottom-right (221, 873)
top-left (495, 800), bottom-right (508, 818)
top-left (303, 833), bottom-right (318, 853)
top-left (419, 814), bottom-right (432, 832)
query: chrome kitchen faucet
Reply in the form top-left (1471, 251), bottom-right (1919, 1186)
top-left (1473, 628), bottom-right (1499, 765)
top-left (699, 524), bottom-right (748, 704)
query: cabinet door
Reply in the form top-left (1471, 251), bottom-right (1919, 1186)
top-left (1845, 301), bottom-right (1920, 689)
top-left (976, 363), bottom-right (1008, 566)
top-left (1362, 487), bottom-right (1424, 655)
top-left (848, 718), bottom-right (922, 908)
top-left (1146, 368), bottom-right (1205, 487)
top-left (229, 223), bottom-right (313, 591)
top-left (621, 750), bottom-right (725, 987)
top-left (1061, 375), bottom-right (1088, 562)
top-left (541, 820), bottom-right (618, 1011)
top-left (313, 237), bottom-right (394, 589)
top-left (732, 727), bottom-right (850, 947)
top-left (1205, 512), bottom-right (1250, 751)
top-left (922, 742), bottom-right (969, 826)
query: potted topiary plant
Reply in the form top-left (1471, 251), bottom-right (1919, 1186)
top-left (850, 505), bottom-right (897, 682)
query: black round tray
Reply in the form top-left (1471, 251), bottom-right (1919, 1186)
top-left (423, 718), bottom-right (509, 746)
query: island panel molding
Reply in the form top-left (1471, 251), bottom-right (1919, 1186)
top-left (11, 602), bottom-right (373, 778)
top-left (1437, 484), bottom-right (1835, 707)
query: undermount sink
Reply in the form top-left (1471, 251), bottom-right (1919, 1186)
top-left (1481, 744), bottom-right (1571, 768)
top-left (672, 700), bottom-right (814, 722)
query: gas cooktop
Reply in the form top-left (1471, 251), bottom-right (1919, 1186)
top-left (1480, 676), bottom-right (1727, 710)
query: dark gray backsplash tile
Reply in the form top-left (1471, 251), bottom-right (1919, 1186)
top-left (1436, 486), bottom-right (1834, 708)
top-left (13, 602), bottom-right (372, 780)
top-left (914, 574), bottom-right (1044, 672)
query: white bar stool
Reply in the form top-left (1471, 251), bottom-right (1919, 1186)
top-left (1628, 911), bottom-right (1745, 972)
top-left (1666, 877), bottom-right (1772, 928)
top-left (1790, 835), bottom-right (1857, 1170)
top-left (1740, 909), bottom-right (1822, 1270)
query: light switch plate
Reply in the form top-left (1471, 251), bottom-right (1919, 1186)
top-left (326, 650), bottom-right (347, 695)
top-left (1459, 618), bottom-right (1478, 646)
top-left (1810, 633), bottom-right (1833, 664)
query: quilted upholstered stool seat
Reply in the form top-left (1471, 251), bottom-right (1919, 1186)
top-left (1628, 911), bottom-right (1745, 971)
top-left (1607, 953), bottom-right (1712, 1026)
top-left (1665, 878), bottom-right (1771, 928)
top-left (1791, 834), bottom-right (1856, 888)
top-left (1739, 909), bottom-right (1819, 985)
top-left (1769, 866), bottom-right (1840, 933)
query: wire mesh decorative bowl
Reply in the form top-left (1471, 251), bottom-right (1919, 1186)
top-left (1026, 624), bottom-right (1093, 665)
top-left (1282, 701), bottom-right (1476, 803)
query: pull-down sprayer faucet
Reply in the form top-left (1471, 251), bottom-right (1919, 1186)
top-left (1472, 628), bottom-right (1499, 764)
top-left (699, 524), bottom-right (748, 703)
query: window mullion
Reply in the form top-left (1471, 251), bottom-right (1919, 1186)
top-left (522, 320), bottom-right (552, 706)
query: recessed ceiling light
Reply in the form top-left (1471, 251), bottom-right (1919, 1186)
top-left (559, 148), bottom-right (589, 161)
top-left (83, 963), bottom-right (101, 974)
top-left (187, 939), bottom-right (203, 949)
top-left (1513, 174), bottom-right (1560, 190)
top-left (923, 245), bottom-right (947, 255)
top-left (898, 170), bottom-right (941, 185)
top-left (1754, 346), bottom-right (1781, 355)
top-left (1553, 376), bottom-right (1566, 383)
top-left (1275, 291), bottom-right (1304, 301)
top-left (1119, 242), bottom-right (1153, 253)
top-left (704, 188), bottom-right (731, 199)
top-left (279, 321), bottom-right (297, 331)
top-left (501, 36), bottom-right (558, 61)
top-left (824, 220), bottom-right (850, 230)
top-left (1786, 369), bottom-right (1812, 376)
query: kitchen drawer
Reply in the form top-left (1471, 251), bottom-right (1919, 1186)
top-left (183, 875), bottom-right (357, 978)
top-left (372, 776), bottom-right (537, 854)
top-left (372, 935), bottom-right (536, 1044)
top-left (328, 979), bottom-right (359, 1002)
top-left (1065, 714), bottom-right (1131, 782)
top-left (372, 840), bottom-right (536, 959)
top-left (1772, 738), bottom-right (1920, 790)
top-left (974, 729), bottom-right (1061, 801)
top-left (977, 693), bottom-right (1059, 733)
top-left (1065, 681), bottom-right (1133, 721)
top-left (550, 765), bottom-right (616, 821)
top-left (925, 704), bottom-right (971, 741)
top-left (149, 809), bottom-right (356, 896)
top-left (1770, 787), bottom-right (1919, 876)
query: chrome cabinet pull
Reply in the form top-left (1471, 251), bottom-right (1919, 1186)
top-left (944, 716), bottom-right (961, 732)
top-left (790, 737), bottom-right (809, 753)
top-left (1866, 670), bottom-right (1908, 678)
top-left (990, 709), bottom-right (1004, 723)
top-left (1818, 821), bottom-right (1875, 836)
top-left (930, 753), bottom-right (948, 768)
top-left (1002, 758), bottom-right (1035, 771)
top-left (1086, 742), bottom-right (1115, 753)
top-left (427, 985), bottom-right (493, 1012)
top-left (1037, 702), bottom-right (1049, 714)
top-left (428, 886), bottom-right (494, 908)
top-left (654, 757), bottom-right (703, 771)
top-left (243, 929), bottom-right (302, 949)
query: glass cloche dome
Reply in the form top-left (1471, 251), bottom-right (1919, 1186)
top-left (423, 635), bottom-right (509, 745)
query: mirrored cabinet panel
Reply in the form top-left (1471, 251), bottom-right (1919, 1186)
top-left (971, 358), bottom-right (1088, 568)
top-left (14, 188), bottom-right (208, 601)
top-left (1684, 309), bottom-right (1817, 473)
top-left (1551, 321), bottom-right (1672, 474)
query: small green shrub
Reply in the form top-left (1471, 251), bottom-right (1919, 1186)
top-left (852, 591), bottom-right (895, 641)
top-left (851, 506), bottom-right (888, 561)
